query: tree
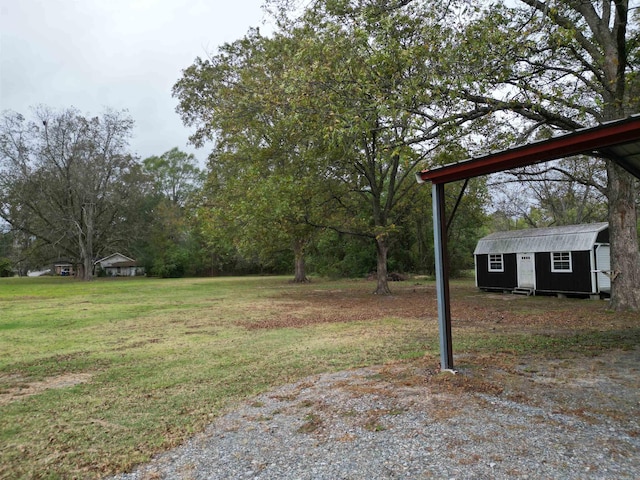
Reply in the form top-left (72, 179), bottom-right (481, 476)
top-left (292, 1), bottom-right (495, 292)
top-left (198, 159), bottom-right (320, 282)
top-left (175, 29), bottom-right (338, 283)
top-left (140, 148), bottom-right (205, 277)
top-left (142, 147), bottom-right (203, 206)
top-left (0, 107), bottom-right (142, 280)
top-left (294, 1), bottom-right (499, 293)
top-left (176, 1), bottom-right (498, 292)
top-left (491, 155), bottom-right (609, 228)
top-left (425, 0), bottom-right (640, 309)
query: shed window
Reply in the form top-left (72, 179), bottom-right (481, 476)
top-left (488, 254), bottom-right (504, 272)
top-left (551, 252), bottom-right (572, 272)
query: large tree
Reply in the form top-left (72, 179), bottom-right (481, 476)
top-left (174, 29), bottom-right (331, 283)
top-left (176, 1), bottom-right (498, 293)
top-left (427, 0), bottom-right (640, 310)
top-left (140, 148), bottom-right (205, 277)
top-left (0, 107), bottom-right (142, 280)
top-left (284, 1), bottom-right (498, 293)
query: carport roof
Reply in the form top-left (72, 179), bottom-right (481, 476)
top-left (416, 115), bottom-right (640, 185)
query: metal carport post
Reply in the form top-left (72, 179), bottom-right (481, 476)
top-left (432, 182), bottom-right (454, 371)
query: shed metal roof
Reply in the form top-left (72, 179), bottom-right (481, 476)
top-left (474, 222), bottom-right (608, 255)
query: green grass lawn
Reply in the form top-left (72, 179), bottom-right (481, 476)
top-left (0, 276), bottom-right (435, 479)
top-left (2, 275), bottom-right (639, 479)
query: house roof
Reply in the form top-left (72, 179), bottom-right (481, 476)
top-left (474, 222), bottom-right (609, 255)
top-left (95, 252), bottom-right (135, 265)
top-left (416, 115), bottom-right (640, 185)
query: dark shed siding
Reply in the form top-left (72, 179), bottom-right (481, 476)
top-left (535, 251), bottom-right (593, 293)
top-left (596, 230), bottom-right (609, 243)
top-left (476, 253), bottom-right (517, 289)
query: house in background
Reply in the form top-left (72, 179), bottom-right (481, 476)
top-left (474, 222), bottom-right (611, 298)
top-left (53, 261), bottom-right (75, 276)
top-left (95, 253), bottom-right (144, 277)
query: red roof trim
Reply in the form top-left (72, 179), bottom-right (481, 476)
top-left (417, 115), bottom-right (640, 185)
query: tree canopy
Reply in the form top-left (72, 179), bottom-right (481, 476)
top-left (139, 148), bottom-right (205, 278)
top-left (174, 0), bottom-right (492, 293)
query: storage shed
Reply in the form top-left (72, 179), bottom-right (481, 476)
top-left (474, 223), bottom-right (611, 297)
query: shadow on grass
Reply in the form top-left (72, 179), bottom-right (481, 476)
top-left (454, 326), bottom-right (640, 357)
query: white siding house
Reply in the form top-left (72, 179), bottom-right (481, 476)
top-left (95, 253), bottom-right (144, 277)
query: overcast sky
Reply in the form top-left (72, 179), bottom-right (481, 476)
top-left (0, 0), bottom-right (271, 163)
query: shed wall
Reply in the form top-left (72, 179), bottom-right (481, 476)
top-left (596, 230), bottom-right (610, 243)
top-left (535, 251), bottom-right (593, 294)
top-left (475, 253), bottom-right (517, 290)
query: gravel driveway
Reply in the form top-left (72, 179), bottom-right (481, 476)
top-left (109, 347), bottom-right (640, 479)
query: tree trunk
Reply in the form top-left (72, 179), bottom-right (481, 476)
top-left (291, 239), bottom-right (309, 283)
top-left (79, 203), bottom-right (94, 281)
top-left (374, 234), bottom-right (391, 295)
top-left (607, 161), bottom-right (640, 310)
top-left (82, 255), bottom-right (93, 281)
top-left (78, 240), bottom-right (92, 281)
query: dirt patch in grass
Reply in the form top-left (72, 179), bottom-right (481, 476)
top-left (236, 284), bottom-right (436, 330)
top-left (234, 282), bottom-right (637, 334)
top-left (0, 372), bottom-right (92, 405)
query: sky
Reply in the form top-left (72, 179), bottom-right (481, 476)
top-left (0, 0), bottom-right (271, 163)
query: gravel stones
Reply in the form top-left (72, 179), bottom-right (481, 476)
top-left (109, 349), bottom-right (640, 479)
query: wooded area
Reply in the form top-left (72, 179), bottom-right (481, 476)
top-left (1, 0), bottom-right (639, 310)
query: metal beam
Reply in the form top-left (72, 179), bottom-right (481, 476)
top-left (446, 178), bottom-right (469, 234)
top-left (417, 115), bottom-right (640, 185)
top-left (432, 182), bottom-right (454, 371)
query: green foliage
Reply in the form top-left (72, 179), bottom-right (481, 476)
top-left (141, 201), bottom-right (201, 278)
top-left (151, 249), bottom-right (188, 278)
top-left (0, 257), bottom-right (12, 277)
top-left (142, 147), bottom-right (203, 206)
top-left (175, 29), bottom-right (337, 281)
top-left (446, 179), bottom-right (490, 275)
top-left (173, 1), bottom-right (497, 290)
top-left (135, 148), bottom-right (208, 278)
top-left (308, 230), bottom-right (376, 278)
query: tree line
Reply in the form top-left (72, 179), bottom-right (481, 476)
top-left (1, 0), bottom-right (639, 310)
top-left (0, 103), bottom-right (482, 281)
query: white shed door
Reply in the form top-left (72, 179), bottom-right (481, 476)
top-left (595, 245), bottom-right (611, 292)
top-left (518, 253), bottom-right (535, 289)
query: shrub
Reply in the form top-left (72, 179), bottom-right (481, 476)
top-left (0, 257), bottom-right (14, 277)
